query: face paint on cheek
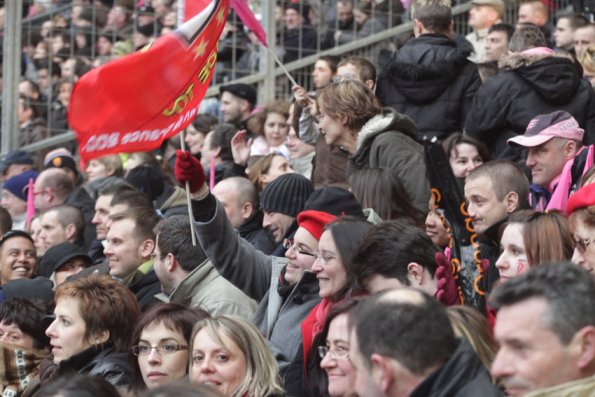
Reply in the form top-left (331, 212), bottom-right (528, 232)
top-left (513, 258), bottom-right (528, 276)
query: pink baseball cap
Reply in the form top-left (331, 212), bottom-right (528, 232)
top-left (507, 111), bottom-right (584, 148)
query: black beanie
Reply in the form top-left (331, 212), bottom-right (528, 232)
top-left (261, 173), bottom-right (314, 217)
top-left (125, 165), bottom-right (166, 201)
top-left (303, 186), bottom-right (364, 217)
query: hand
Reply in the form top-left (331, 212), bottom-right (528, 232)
top-left (434, 252), bottom-right (461, 306)
top-left (231, 130), bottom-right (252, 166)
top-left (292, 85), bottom-right (312, 108)
top-left (175, 150), bottom-right (205, 194)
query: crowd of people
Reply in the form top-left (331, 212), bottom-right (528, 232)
top-left (0, 0), bottom-right (595, 396)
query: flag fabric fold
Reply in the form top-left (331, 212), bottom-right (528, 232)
top-left (230, 0), bottom-right (267, 46)
top-left (69, 0), bottom-right (229, 161)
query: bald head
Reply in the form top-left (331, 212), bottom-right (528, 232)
top-left (34, 168), bottom-right (74, 211)
top-left (212, 177), bottom-right (259, 229)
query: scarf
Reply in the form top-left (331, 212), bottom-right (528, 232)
top-left (0, 342), bottom-right (48, 397)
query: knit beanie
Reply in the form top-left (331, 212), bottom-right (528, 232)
top-left (303, 186), bottom-right (364, 217)
top-left (44, 148), bottom-right (78, 176)
top-left (3, 170), bottom-right (38, 202)
top-left (125, 165), bottom-right (165, 201)
top-left (261, 173), bottom-right (314, 217)
top-left (297, 210), bottom-right (337, 240)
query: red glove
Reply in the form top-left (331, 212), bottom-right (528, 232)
top-left (434, 251), bottom-right (461, 306)
top-left (175, 150), bottom-right (205, 193)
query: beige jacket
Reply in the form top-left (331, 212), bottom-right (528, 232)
top-left (156, 259), bottom-right (256, 320)
top-left (525, 375), bottom-right (595, 397)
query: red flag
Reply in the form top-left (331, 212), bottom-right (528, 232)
top-left (69, 0), bottom-right (229, 162)
top-left (182, 0), bottom-right (213, 22)
top-left (230, 0), bottom-right (267, 47)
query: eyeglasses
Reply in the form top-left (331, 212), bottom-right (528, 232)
top-left (575, 237), bottom-right (595, 254)
top-left (33, 188), bottom-right (52, 197)
top-left (131, 344), bottom-right (188, 356)
top-left (333, 74), bottom-right (358, 83)
top-left (314, 252), bottom-right (334, 264)
top-left (283, 239), bottom-right (316, 257)
top-left (318, 346), bottom-right (350, 360)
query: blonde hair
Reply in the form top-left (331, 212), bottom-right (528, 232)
top-left (94, 154), bottom-right (123, 177)
top-left (446, 305), bottom-right (497, 371)
top-left (190, 316), bottom-right (284, 397)
top-left (578, 45), bottom-right (595, 74)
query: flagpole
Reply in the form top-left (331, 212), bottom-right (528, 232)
top-left (179, 131), bottom-right (198, 246)
top-left (266, 46), bottom-right (298, 87)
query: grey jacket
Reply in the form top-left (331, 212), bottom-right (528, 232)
top-left (155, 259), bottom-right (257, 320)
top-left (348, 108), bottom-right (430, 213)
top-left (193, 197), bottom-right (321, 374)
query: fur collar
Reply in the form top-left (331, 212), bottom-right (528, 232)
top-left (498, 50), bottom-right (574, 71)
top-left (357, 113), bottom-right (394, 150)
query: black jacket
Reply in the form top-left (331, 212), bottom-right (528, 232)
top-left (64, 186), bottom-right (97, 250)
top-left (376, 34), bottom-right (481, 140)
top-left (465, 52), bottom-right (595, 160)
top-left (410, 340), bottom-right (503, 397)
top-left (127, 269), bottom-right (161, 312)
top-left (280, 26), bottom-right (319, 63)
top-left (239, 210), bottom-right (277, 255)
top-left (39, 344), bottom-right (132, 389)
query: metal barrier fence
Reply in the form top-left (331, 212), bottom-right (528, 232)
top-left (0, 0), bottom-right (576, 154)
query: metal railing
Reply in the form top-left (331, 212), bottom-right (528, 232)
top-left (5, 0), bottom-right (577, 154)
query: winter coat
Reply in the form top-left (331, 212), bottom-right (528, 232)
top-left (347, 108), bottom-right (430, 213)
top-left (19, 118), bottom-right (49, 147)
top-left (192, 194), bottom-right (321, 376)
top-left (280, 26), bottom-right (319, 63)
top-left (155, 258), bottom-right (257, 320)
top-left (465, 52), bottom-right (595, 160)
top-left (525, 374), bottom-right (595, 397)
top-left (64, 186), bottom-right (97, 250)
top-left (38, 344), bottom-right (132, 389)
top-left (376, 34), bottom-right (481, 140)
top-left (125, 262), bottom-right (161, 312)
top-left (336, 17), bottom-right (385, 44)
top-left (410, 339), bottom-right (503, 397)
top-left (239, 210), bottom-right (277, 255)
top-left (157, 185), bottom-right (188, 218)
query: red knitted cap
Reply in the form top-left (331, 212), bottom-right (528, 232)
top-left (297, 210), bottom-right (337, 240)
top-left (567, 184), bottom-right (595, 215)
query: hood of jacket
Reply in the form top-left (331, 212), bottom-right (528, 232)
top-left (157, 185), bottom-right (187, 211)
top-left (388, 34), bottom-right (473, 103)
top-left (499, 52), bottom-right (581, 105)
top-left (352, 108), bottom-right (418, 170)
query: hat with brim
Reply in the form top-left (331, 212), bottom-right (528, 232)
top-left (0, 150), bottom-right (34, 175)
top-left (37, 242), bottom-right (91, 278)
top-left (508, 111), bottom-right (584, 148)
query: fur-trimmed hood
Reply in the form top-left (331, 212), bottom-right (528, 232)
top-left (356, 108), bottom-right (418, 151)
top-left (498, 51), bottom-right (582, 105)
top-left (387, 34), bottom-right (474, 103)
top-left (498, 50), bottom-right (574, 70)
